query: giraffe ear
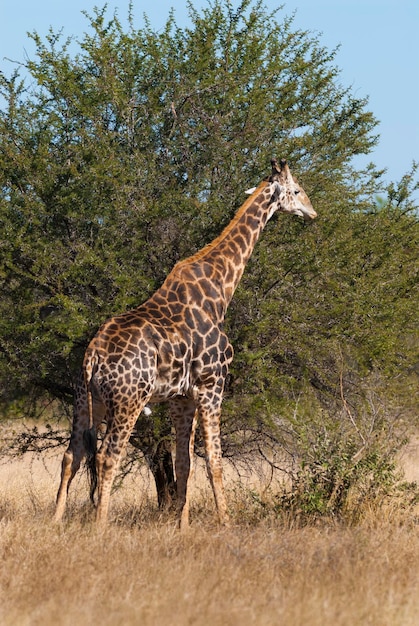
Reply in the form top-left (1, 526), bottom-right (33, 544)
top-left (245, 186), bottom-right (257, 195)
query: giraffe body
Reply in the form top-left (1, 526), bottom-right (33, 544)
top-left (54, 159), bottom-right (316, 527)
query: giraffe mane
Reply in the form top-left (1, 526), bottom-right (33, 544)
top-left (176, 179), bottom-right (269, 268)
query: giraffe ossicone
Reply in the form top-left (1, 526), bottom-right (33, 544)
top-left (54, 158), bottom-right (316, 528)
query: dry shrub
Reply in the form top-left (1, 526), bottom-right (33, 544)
top-left (1, 452), bottom-right (419, 626)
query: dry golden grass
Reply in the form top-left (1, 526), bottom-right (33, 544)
top-left (1, 448), bottom-right (419, 626)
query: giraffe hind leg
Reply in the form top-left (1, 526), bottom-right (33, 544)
top-left (94, 400), bottom-right (150, 526)
top-left (54, 440), bottom-right (85, 522)
top-left (54, 386), bottom-right (104, 521)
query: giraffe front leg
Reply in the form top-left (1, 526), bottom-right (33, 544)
top-left (198, 399), bottom-right (229, 527)
top-left (170, 398), bottom-right (198, 531)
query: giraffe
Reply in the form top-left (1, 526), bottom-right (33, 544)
top-left (54, 158), bottom-right (317, 528)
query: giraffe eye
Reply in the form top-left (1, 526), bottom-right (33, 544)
top-left (294, 189), bottom-right (300, 195)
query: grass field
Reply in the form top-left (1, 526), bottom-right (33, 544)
top-left (1, 443), bottom-right (418, 626)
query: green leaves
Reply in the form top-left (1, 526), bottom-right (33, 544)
top-left (0, 0), bottom-right (417, 507)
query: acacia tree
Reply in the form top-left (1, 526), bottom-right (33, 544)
top-left (0, 1), bottom-right (417, 514)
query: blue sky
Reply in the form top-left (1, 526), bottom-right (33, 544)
top-left (1, 0), bottom-right (418, 187)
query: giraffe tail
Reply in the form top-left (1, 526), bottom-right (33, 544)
top-left (83, 427), bottom-right (97, 505)
top-left (82, 347), bottom-right (98, 505)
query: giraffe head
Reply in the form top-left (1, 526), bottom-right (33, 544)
top-left (268, 158), bottom-right (317, 221)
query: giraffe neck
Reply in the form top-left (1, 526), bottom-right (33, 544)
top-left (162, 180), bottom-right (274, 320)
